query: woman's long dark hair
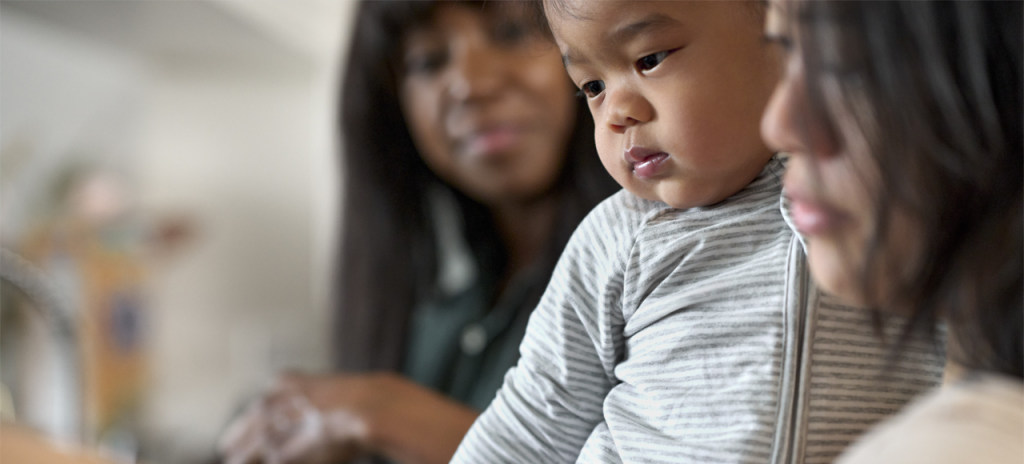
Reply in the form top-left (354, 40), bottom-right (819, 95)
top-left (334, 1), bottom-right (616, 372)
top-left (794, 1), bottom-right (1022, 378)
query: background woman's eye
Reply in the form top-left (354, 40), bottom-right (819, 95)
top-left (492, 19), bottom-right (530, 45)
top-left (579, 80), bottom-right (606, 98)
top-left (406, 49), bottom-right (449, 75)
top-left (637, 50), bottom-right (670, 72)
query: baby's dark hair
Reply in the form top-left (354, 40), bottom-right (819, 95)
top-left (529, 0), bottom-right (767, 33)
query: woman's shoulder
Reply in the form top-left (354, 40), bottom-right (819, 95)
top-left (836, 373), bottom-right (1024, 464)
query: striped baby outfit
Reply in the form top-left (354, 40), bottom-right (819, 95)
top-left (450, 156), bottom-right (943, 463)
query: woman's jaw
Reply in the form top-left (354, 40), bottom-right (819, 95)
top-left (785, 158), bottom-right (922, 310)
top-left (785, 168), bottom-right (868, 304)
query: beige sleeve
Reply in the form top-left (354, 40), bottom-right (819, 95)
top-left (837, 382), bottom-right (1024, 464)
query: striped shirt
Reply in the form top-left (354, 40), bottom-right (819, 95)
top-left (451, 157), bottom-right (944, 463)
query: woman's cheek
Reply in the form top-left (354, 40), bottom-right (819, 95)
top-left (401, 84), bottom-right (453, 173)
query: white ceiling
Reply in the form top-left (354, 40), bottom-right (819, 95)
top-left (211, 0), bottom-right (351, 61)
top-left (0, 0), bottom-right (352, 65)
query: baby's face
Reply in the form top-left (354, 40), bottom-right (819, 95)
top-left (547, 1), bottom-right (781, 208)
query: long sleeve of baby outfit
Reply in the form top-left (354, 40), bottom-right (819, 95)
top-left (450, 189), bottom-right (648, 463)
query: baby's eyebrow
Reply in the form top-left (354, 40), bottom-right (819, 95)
top-left (562, 50), bottom-right (586, 69)
top-left (608, 13), bottom-right (680, 45)
top-left (560, 12), bottom-right (680, 71)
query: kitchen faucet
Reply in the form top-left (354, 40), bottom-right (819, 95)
top-left (0, 247), bottom-right (83, 443)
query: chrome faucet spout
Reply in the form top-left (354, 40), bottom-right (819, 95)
top-left (0, 247), bottom-right (83, 442)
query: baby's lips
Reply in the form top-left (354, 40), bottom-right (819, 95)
top-left (624, 145), bottom-right (665, 164)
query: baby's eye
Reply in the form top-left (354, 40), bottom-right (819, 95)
top-left (577, 80), bottom-right (606, 98)
top-left (637, 50), bottom-right (672, 72)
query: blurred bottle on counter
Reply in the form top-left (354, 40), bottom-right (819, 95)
top-left (19, 168), bottom-right (148, 462)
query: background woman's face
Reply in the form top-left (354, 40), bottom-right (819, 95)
top-left (399, 4), bottom-right (577, 206)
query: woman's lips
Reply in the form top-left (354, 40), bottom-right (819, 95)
top-left (625, 146), bottom-right (670, 179)
top-left (789, 197), bottom-right (844, 236)
top-left (464, 126), bottom-right (523, 158)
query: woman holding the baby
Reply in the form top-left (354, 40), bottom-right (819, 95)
top-left (762, 1), bottom-right (1022, 462)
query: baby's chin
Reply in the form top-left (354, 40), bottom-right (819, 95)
top-left (626, 181), bottom-right (737, 210)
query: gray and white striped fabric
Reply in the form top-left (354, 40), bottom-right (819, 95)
top-left (450, 157), bottom-right (944, 463)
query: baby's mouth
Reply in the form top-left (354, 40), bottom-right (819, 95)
top-left (624, 146), bottom-right (670, 179)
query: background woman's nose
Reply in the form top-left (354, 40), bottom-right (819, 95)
top-left (447, 41), bottom-right (504, 102)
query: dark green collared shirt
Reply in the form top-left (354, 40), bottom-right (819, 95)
top-left (401, 186), bottom-right (544, 411)
top-left (402, 265), bottom-right (540, 411)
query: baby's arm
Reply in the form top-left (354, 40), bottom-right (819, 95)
top-left (451, 198), bottom-right (632, 463)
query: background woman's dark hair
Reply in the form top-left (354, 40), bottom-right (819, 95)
top-left (335, 1), bottom-right (617, 372)
top-left (795, 1), bottom-right (1022, 378)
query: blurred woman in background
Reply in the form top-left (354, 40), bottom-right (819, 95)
top-left (219, 1), bottom-right (616, 463)
top-left (761, 1), bottom-right (1022, 462)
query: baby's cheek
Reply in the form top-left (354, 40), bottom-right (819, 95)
top-left (682, 86), bottom-right (759, 154)
top-left (597, 154), bottom-right (629, 189)
top-left (594, 134), bottom-right (625, 179)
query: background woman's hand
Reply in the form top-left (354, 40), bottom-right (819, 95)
top-left (217, 382), bottom-right (364, 464)
top-left (218, 372), bottom-right (479, 464)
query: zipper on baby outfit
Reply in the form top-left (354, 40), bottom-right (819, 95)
top-left (770, 235), bottom-right (816, 464)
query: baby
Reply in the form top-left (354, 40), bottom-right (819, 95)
top-left (452, 1), bottom-right (943, 463)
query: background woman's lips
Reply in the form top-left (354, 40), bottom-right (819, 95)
top-left (464, 126), bottom-right (523, 158)
top-left (624, 146), bottom-right (669, 179)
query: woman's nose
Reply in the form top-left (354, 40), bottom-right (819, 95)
top-left (761, 76), bottom-right (805, 155)
top-left (447, 41), bottom-right (503, 102)
top-left (604, 86), bottom-right (654, 134)
top-left (761, 66), bottom-right (841, 159)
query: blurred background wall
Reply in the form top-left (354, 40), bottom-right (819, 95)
top-left (0, 1), bottom-right (356, 462)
